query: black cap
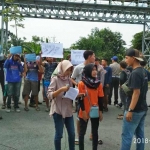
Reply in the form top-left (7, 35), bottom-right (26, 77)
top-left (125, 48), bottom-right (143, 61)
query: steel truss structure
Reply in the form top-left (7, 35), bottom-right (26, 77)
top-left (0, 0), bottom-right (150, 56)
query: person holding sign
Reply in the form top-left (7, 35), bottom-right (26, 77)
top-left (47, 60), bottom-right (75, 150)
top-left (41, 57), bottom-right (57, 112)
top-left (22, 54), bottom-right (43, 111)
top-left (78, 63), bottom-right (104, 150)
top-left (4, 54), bottom-right (23, 113)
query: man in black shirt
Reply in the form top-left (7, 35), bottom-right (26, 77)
top-left (120, 48), bottom-right (148, 150)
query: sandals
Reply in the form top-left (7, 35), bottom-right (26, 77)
top-left (117, 116), bottom-right (123, 120)
top-left (98, 139), bottom-right (103, 145)
top-left (89, 136), bottom-right (103, 145)
top-left (75, 139), bottom-right (79, 145)
top-left (24, 107), bottom-right (29, 111)
top-left (35, 107), bottom-right (40, 111)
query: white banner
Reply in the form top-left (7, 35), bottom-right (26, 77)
top-left (71, 50), bottom-right (85, 65)
top-left (41, 43), bottom-right (63, 58)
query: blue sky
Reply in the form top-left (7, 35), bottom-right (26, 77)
top-left (1, 17), bottom-right (143, 48)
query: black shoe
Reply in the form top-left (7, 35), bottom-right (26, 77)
top-left (38, 101), bottom-right (42, 105)
top-left (18, 101), bottom-right (21, 104)
top-left (29, 103), bottom-right (36, 107)
top-left (103, 107), bottom-right (108, 112)
top-left (0, 116), bottom-right (3, 120)
top-left (148, 105), bottom-right (150, 107)
top-left (117, 103), bottom-right (122, 108)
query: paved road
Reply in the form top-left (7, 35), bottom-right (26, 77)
top-left (0, 85), bottom-right (150, 150)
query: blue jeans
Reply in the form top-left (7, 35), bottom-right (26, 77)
top-left (7, 82), bottom-right (20, 109)
top-left (53, 113), bottom-right (75, 150)
top-left (119, 88), bottom-right (127, 112)
top-left (121, 111), bottom-right (147, 150)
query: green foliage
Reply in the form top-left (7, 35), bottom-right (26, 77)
top-left (70, 27), bottom-right (126, 62)
top-left (131, 31), bottom-right (143, 50)
top-left (2, 0), bottom-right (24, 45)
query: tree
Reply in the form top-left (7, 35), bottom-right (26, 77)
top-left (2, 0), bottom-right (25, 46)
top-left (131, 31), bottom-right (143, 51)
top-left (70, 27), bottom-right (126, 61)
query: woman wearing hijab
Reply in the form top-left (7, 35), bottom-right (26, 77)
top-left (47, 60), bottom-right (75, 150)
top-left (78, 63), bottom-right (104, 150)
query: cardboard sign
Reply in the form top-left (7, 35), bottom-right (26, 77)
top-left (25, 53), bottom-right (36, 62)
top-left (10, 46), bottom-right (22, 54)
top-left (41, 43), bottom-right (63, 58)
top-left (71, 50), bottom-right (85, 65)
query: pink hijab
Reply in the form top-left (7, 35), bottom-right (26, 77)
top-left (51, 60), bottom-right (73, 80)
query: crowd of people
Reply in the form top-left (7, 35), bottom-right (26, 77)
top-left (0, 49), bottom-right (150, 150)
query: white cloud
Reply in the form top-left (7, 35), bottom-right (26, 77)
top-left (1, 17), bottom-right (143, 48)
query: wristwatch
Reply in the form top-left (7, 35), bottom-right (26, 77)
top-left (128, 108), bottom-right (134, 112)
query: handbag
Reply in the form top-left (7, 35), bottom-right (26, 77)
top-left (85, 85), bottom-right (99, 118)
top-left (121, 80), bottom-right (133, 96)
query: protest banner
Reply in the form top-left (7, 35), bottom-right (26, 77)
top-left (41, 43), bottom-right (63, 58)
top-left (71, 50), bottom-right (85, 65)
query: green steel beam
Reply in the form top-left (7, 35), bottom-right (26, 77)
top-left (0, 0), bottom-right (150, 24)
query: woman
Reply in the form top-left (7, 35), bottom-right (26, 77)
top-left (78, 63), bottom-right (104, 150)
top-left (47, 60), bottom-right (75, 150)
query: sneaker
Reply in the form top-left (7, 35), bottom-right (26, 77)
top-left (6, 108), bottom-right (11, 113)
top-left (15, 108), bottom-right (21, 113)
top-left (45, 108), bottom-right (50, 112)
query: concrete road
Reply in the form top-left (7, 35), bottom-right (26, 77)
top-left (0, 85), bottom-right (150, 150)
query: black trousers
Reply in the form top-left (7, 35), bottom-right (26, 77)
top-left (108, 77), bottom-right (119, 105)
top-left (30, 80), bottom-right (41, 104)
top-left (0, 72), bottom-right (4, 95)
top-left (79, 117), bottom-right (99, 150)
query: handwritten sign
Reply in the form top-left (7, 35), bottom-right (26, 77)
top-left (71, 50), bottom-right (85, 65)
top-left (41, 43), bottom-right (63, 58)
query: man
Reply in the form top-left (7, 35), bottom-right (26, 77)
top-left (109, 56), bottom-right (120, 105)
top-left (101, 58), bottom-right (112, 112)
top-left (140, 57), bottom-right (150, 107)
top-left (95, 57), bottom-right (106, 87)
top-left (71, 50), bottom-right (95, 144)
top-left (4, 54), bottom-right (23, 113)
top-left (23, 55), bottom-right (43, 111)
top-left (121, 48), bottom-right (148, 150)
top-left (41, 57), bottom-right (57, 111)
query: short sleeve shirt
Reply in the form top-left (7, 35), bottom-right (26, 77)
top-left (26, 62), bottom-right (39, 81)
top-left (126, 67), bottom-right (148, 112)
top-left (78, 81), bottom-right (104, 119)
top-left (71, 63), bottom-right (85, 83)
top-left (44, 62), bottom-right (57, 81)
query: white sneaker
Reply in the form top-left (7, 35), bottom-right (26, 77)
top-left (15, 108), bottom-right (20, 113)
top-left (6, 108), bottom-right (11, 113)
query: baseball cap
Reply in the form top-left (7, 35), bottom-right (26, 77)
top-left (111, 56), bottom-right (118, 61)
top-left (125, 48), bottom-right (144, 61)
